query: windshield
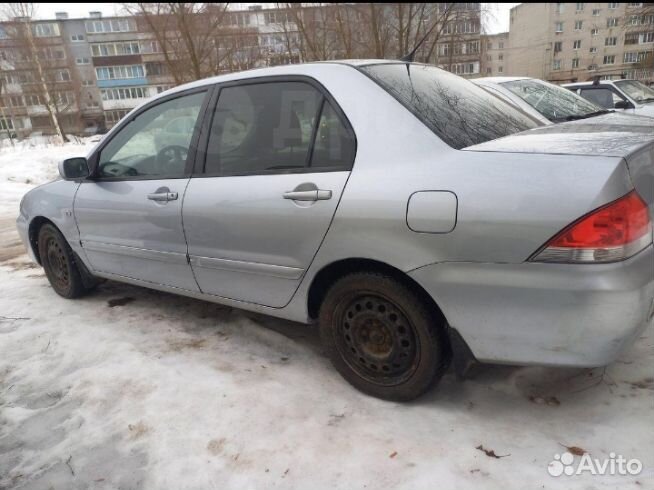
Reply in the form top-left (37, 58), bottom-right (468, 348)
top-left (359, 63), bottom-right (541, 149)
top-left (614, 80), bottom-right (654, 103)
top-left (501, 79), bottom-right (603, 122)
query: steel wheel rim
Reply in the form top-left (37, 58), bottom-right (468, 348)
top-left (45, 237), bottom-right (69, 290)
top-left (335, 293), bottom-right (420, 386)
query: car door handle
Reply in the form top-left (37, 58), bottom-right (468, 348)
top-left (147, 191), bottom-right (178, 202)
top-left (283, 190), bottom-right (332, 201)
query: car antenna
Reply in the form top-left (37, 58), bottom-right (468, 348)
top-left (399, 20), bottom-right (440, 63)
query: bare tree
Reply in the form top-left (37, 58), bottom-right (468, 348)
top-left (122, 3), bottom-right (237, 83)
top-left (0, 3), bottom-right (66, 142)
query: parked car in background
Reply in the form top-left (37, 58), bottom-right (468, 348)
top-left (564, 79), bottom-right (654, 118)
top-left (473, 76), bottom-right (611, 124)
top-left (17, 61), bottom-right (654, 401)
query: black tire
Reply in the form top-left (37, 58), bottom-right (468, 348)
top-left (37, 223), bottom-right (93, 299)
top-left (319, 272), bottom-right (450, 401)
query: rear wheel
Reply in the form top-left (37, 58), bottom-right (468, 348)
top-left (319, 272), bottom-right (450, 401)
top-left (38, 224), bottom-right (94, 299)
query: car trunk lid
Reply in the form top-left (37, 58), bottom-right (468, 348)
top-left (463, 112), bottom-right (654, 221)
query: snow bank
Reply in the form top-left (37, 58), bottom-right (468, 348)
top-left (0, 261), bottom-right (652, 489)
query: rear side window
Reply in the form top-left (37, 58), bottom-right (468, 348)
top-left (205, 81), bottom-right (355, 176)
top-left (359, 63), bottom-right (541, 149)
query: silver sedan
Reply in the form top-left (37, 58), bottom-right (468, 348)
top-left (17, 61), bottom-right (654, 401)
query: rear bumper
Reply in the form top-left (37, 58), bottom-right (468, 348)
top-left (409, 245), bottom-right (654, 367)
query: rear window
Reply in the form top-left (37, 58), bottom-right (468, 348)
top-left (359, 63), bottom-right (541, 149)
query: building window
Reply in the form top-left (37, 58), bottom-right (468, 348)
top-left (0, 118), bottom-right (13, 130)
top-left (33, 23), bottom-right (59, 37)
top-left (95, 65), bottom-right (145, 80)
top-left (590, 46), bottom-right (598, 53)
top-left (608, 2), bottom-right (619, 9)
top-left (91, 42), bottom-right (141, 57)
top-left (643, 32), bottom-right (654, 43)
top-left (76, 57), bottom-right (90, 65)
top-left (85, 18), bottom-right (136, 34)
top-left (498, 66), bottom-right (503, 73)
top-left (498, 42), bottom-right (504, 49)
top-left (140, 40), bottom-right (161, 54)
top-left (556, 3), bottom-right (565, 14)
top-left (486, 67), bottom-right (492, 74)
top-left (81, 80), bottom-right (94, 87)
top-left (71, 34), bottom-right (85, 42)
top-left (573, 40), bottom-right (582, 49)
top-left (605, 36), bottom-right (618, 45)
top-left (603, 54), bottom-right (616, 64)
top-left (576, 2), bottom-right (585, 10)
top-left (145, 62), bottom-right (167, 76)
top-left (10, 95), bottom-right (24, 107)
top-left (498, 54), bottom-right (504, 60)
top-left (588, 63), bottom-right (598, 70)
top-left (591, 28), bottom-right (599, 35)
top-left (624, 51), bottom-right (638, 62)
top-left (104, 109), bottom-right (131, 124)
top-left (606, 17), bottom-right (619, 27)
top-left (554, 41), bottom-right (563, 52)
top-left (55, 70), bottom-right (71, 82)
top-left (575, 20), bottom-right (583, 30)
top-left (101, 86), bottom-right (149, 101)
top-left (572, 58), bottom-right (580, 68)
top-left (593, 9), bottom-right (601, 16)
top-left (555, 22), bottom-right (564, 32)
top-left (553, 59), bottom-right (561, 70)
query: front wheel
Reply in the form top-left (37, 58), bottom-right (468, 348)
top-left (319, 272), bottom-right (450, 401)
top-left (38, 224), bottom-right (95, 299)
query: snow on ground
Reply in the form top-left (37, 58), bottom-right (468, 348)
top-left (0, 142), bottom-right (653, 489)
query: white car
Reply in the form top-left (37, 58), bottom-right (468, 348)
top-left (563, 79), bottom-right (654, 118)
top-left (473, 76), bottom-right (611, 124)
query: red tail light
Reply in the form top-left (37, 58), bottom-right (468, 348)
top-left (531, 190), bottom-right (652, 263)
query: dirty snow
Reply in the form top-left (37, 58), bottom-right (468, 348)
top-left (0, 141), bottom-right (653, 489)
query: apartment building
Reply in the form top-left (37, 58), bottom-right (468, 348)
top-left (508, 2), bottom-right (653, 84)
top-left (0, 3), bottom-right (483, 137)
top-left (481, 32), bottom-right (509, 76)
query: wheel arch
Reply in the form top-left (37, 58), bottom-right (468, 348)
top-left (28, 216), bottom-right (58, 265)
top-left (306, 258), bottom-right (448, 325)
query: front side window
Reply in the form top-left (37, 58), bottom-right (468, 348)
top-left (579, 87), bottom-right (627, 108)
top-left (205, 81), bottom-right (354, 175)
top-left (501, 79), bottom-right (602, 122)
top-left (98, 92), bottom-right (205, 178)
top-left (614, 79), bottom-right (654, 103)
top-left (360, 63), bottom-right (540, 149)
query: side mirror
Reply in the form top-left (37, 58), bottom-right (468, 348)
top-left (614, 100), bottom-right (633, 110)
top-left (59, 157), bottom-right (90, 180)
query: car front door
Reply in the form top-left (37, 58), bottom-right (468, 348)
top-left (74, 89), bottom-right (210, 291)
top-left (183, 79), bottom-right (356, 307)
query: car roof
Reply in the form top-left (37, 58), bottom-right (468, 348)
top-left (160, 59), bottom-right (403, 97)
top-left (473, 76), bottom-right (532, 84)
top-left (562, 80), bottom-right (638, 87)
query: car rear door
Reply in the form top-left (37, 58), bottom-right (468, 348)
top-left (183, 78), bottom-right (356, 307)
top-left (74, 88), bottom-right (212, 291)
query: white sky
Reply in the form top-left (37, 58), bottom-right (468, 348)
top-left (32, 3), bottom-right (517, 35)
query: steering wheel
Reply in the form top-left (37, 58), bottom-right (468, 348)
top-left (99, 161), bottom-right (138, 177)
top-left (156, 145), bottom-right (188, 171)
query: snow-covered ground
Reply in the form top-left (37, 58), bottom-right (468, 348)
top-left (0, 142), bottom-right (652, 489)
